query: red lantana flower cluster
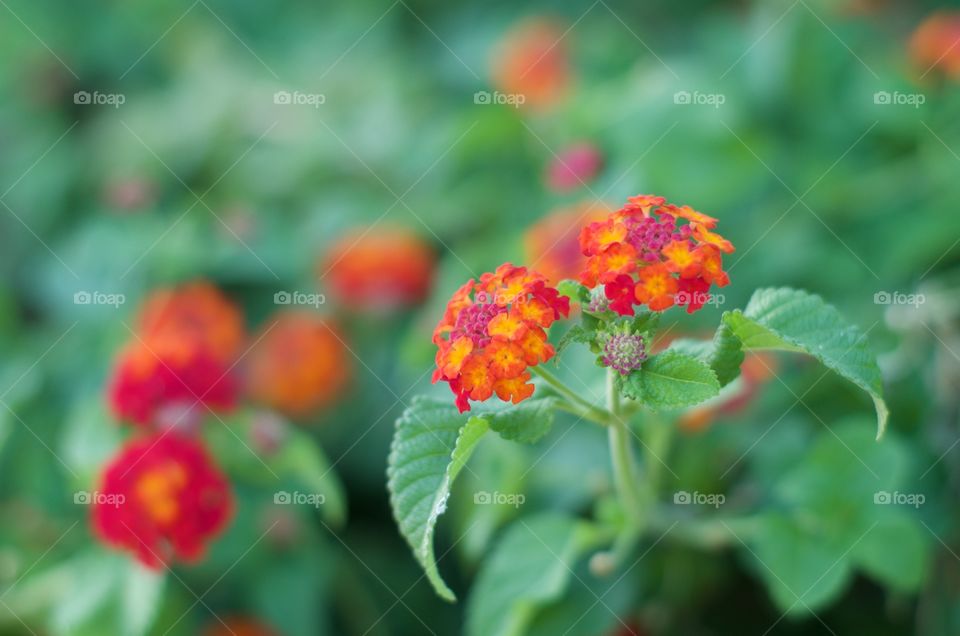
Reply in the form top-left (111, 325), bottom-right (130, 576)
top-left (579, 195), bottom-right (734, 314)
top-left (92, 432), bottom-right (233, 568)
top-left (433, 264), bottom-right (570, 412)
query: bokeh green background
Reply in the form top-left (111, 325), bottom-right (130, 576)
top-left (1, 0), bottom-right (959, 634)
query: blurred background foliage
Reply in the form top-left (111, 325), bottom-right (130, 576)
top-left (1, 0), bottom-right (959, 634)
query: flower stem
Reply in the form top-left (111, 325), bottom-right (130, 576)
top-left (606, 370), bottom-right (646, 526)
top-left (532, 365), bottom-right (611, 424)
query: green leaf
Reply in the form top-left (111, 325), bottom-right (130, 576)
top-left (852, 513), bottom-right (931, 592)
top-left (556, 279), bottom-right (590, 304)
top-left (748, 513), bottom-right (853, 614)
top-left (724, 287), bottom-right (888, 438)
top-left (623, 350), bottom-right (720, 409)
top-left (706, 321), bottom-right (745, 387)
top-left (474, 397), bottom-right (557, 444)
top-left (387, 397), bottom-right (489, 601)
top-left (466, 514), bottom-right (603, 636)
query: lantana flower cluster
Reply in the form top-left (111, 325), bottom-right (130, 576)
top-left (579, 195), bottom-right (733, 314)
top-left (433, 264), bottom-right (570, 412)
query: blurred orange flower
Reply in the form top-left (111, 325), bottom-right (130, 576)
top-left (910, 12), bottom-right (960, 78)
top-left (320, 227), bottom-right (435, 312)
top-left (432, 263), bottom-right (570, 412)
top-left (492, 18), bottom-right (571, 110)
top-left (524, 203), bottom-right (609, 284)
top-left (92, 432), bottom-right (233, 568)
top-left (244, 312), bottom-right (351, 419)
top-left (137, 280), bottom-right (246, 364)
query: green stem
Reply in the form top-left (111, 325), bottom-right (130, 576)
top-left (532, 365), bottom-right (611, 424)
top-left (606, 370), bottom-right (646, 526)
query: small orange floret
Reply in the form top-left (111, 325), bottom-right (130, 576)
top-left (661, 240), bottom-right (702, 279)
top-left (493, 372), bottom-right (536, 404)
top-left (635, 264), bottom-right (679, 311)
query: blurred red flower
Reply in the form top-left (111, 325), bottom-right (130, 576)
top-left (107, 281), bottom-right (245, 428)
top-left (320, 227), bottom-right (435, 312)
top-left (244, 312), bottom-right (351, 419)
top-left (910, 12), bottom-right (960, 78)
top-left (92, 432), bottom-right (233, 568)
top-left (545, 142), bottom-right (603, 192)
top-left (523, 203), bottom-right (609, 284)
top-left (107, 335), bottom-right (239, 428)
top-left (492, 17), bottom-right (571, 110)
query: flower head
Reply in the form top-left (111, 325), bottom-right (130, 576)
top-left (578, 195), bottom-right (733, 315)
top-left (320, 227), bottom-right (435, 312)
top-left (600, 324), bottom-right (647, 376)
top-left (433, 263), bottom-right (570, 412)
top-left (92, 432), bottom-right (233, 568)
top-left (244, 312), bottom-right (351, 419)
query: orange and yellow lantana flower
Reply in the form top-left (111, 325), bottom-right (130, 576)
top-left (432, 264), bottom-right (570, 412)
top-left (579, 195), bottom-right (734, 314)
